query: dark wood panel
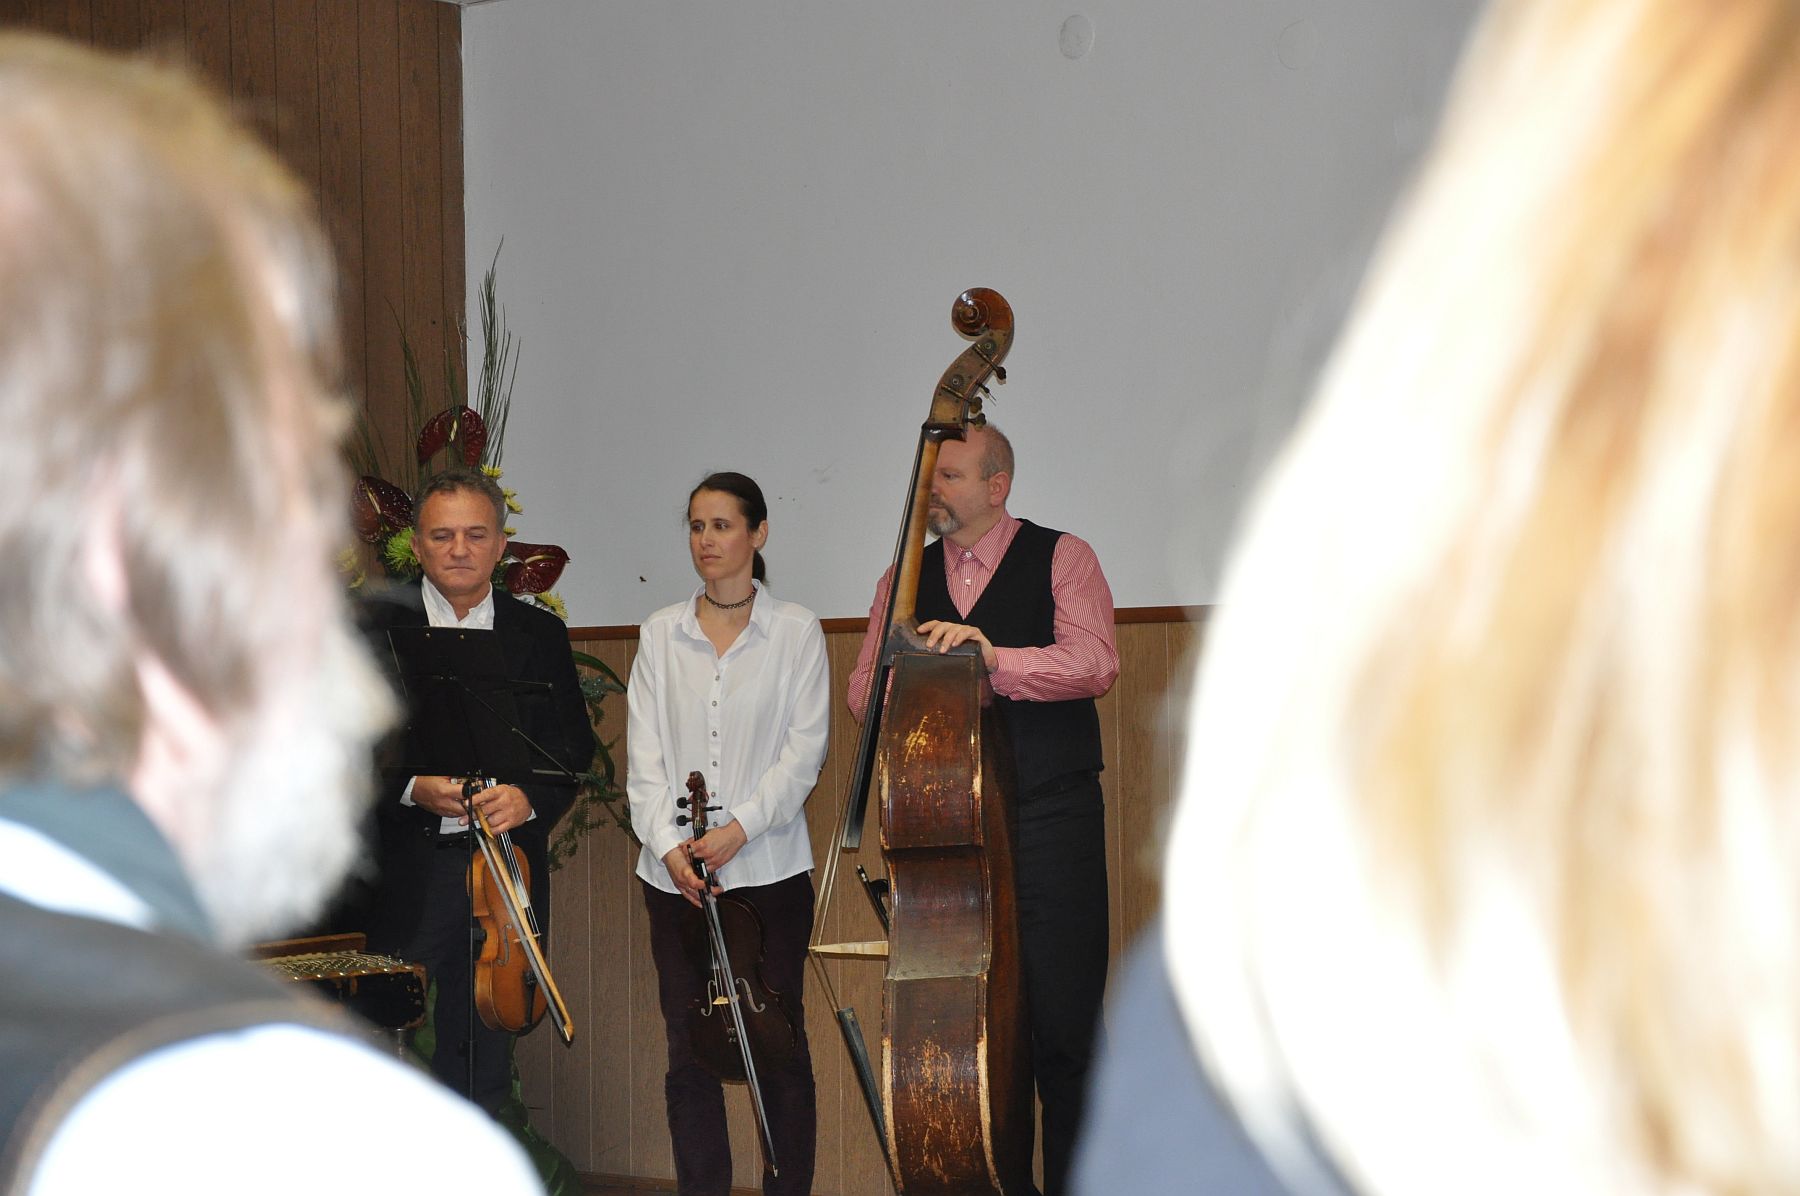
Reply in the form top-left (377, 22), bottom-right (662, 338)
top-left (590, 834), bottom-right (638, 1173)
top-left (10, 0), bottom-right (465, 470)
top-left (812, 631), bottom-right (865, 1195)
top-left (2, 1), bottom-right (39, 35)
top-left (228, 0), bottom-right (277, 143)
top-left (60, 0), bottom-right (92, 40)
top-left (1113, 623), bottom-right (1170, 943)
top-left (138, 0), bottom-right (179, 56)
top-left (437, 1), bottom-right (465, 386)
top-left (271, 0), bottom-right (321, 196)
top-left (183, 0), bottom-right (229, 85)
top-left (5, 0), bottom-right (91, 38)
top-left (396, 0), bottom-right (445, 418)
top-left (355, 0), bottom-right (406, 466)
top-left (546, 809), bottom-right (594, 1172)
top-left (0, 0), bottom-right (42, 33)
top-left (315, 0), bottom-right (366, 413)
top-left (87, 0), bottom-right (141, 50)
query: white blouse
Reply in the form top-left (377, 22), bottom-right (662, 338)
top-left (627, 581), bottom-right (829, 893)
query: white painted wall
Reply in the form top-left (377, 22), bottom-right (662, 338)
top-left (462, 1), bottom-right (1485, 625)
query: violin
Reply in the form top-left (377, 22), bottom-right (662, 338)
top-left (460, 777), bottom-right (574, 1043)
top-left (676, 770), bottom-right (795, 1177)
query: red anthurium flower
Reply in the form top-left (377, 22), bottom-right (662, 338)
top-left (351, 475), bottom-right (414, 544)
top-left (503, 542), bottom-right (569, 595)
top-left (459, 409), bottom-right (489, 465)
top-left (415, 406), bottom-right (489, 466)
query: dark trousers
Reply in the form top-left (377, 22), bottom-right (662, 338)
top-left (401, 837), bottom-right (523, 1113)
top-left (1015, 769), bottom-right (1110, 1196)
top-left (643, 872), bottom-right (817, 1196)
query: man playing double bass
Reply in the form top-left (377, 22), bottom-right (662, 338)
top-left (848, 423), bottom-right (1120, 1196)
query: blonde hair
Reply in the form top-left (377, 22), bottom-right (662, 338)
top-left (0, 35), bottom-right (351, 784)
top-left (1167, 1), bottom-right (1800, 1193)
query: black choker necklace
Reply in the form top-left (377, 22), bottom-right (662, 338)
top-left (703, 589), bottom-right (755, 611)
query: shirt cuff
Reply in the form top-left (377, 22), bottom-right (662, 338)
top-left (645, 823), bottom-right (686, 864)
top-left (988, 646), bottom-right (1025, 697)
top-left (728, 805), bottom-right (763, 842)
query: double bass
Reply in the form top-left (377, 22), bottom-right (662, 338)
top-left (810, 288), bottom-right (1033, 1195)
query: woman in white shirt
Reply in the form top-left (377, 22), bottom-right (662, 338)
top-left (627, 471), bottom-right (829, 1196)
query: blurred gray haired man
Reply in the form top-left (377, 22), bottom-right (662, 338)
top-left (0, 35), bottom-right (541, 1194)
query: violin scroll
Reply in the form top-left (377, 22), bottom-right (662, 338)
top-left (678, 769), bottom-right (714, 832)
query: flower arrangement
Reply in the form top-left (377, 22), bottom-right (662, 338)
top-left (347, 252), bottom-right (635, 859)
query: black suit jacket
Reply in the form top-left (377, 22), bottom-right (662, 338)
top-left (358, 581), bottom-right (592, 953)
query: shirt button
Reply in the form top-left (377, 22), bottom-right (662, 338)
top-left (714, 674), bottom-right (720, 681)
top-left (711, 700), bottom-right (718, 706)
top-left (711, 731), bottom-right (718, 737)
top-left (964, 578), bottom-right (973, 585)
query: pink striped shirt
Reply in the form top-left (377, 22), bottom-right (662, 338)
top-left (847, 512), bottom-right (1119, 720)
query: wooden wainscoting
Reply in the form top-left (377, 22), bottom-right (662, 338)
top-left (519, 609), bottom-right (1206, 1194)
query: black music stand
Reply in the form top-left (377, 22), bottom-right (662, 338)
top-left (385, 626), bottom-right (568, 788)
top-left (383, 626), bottom-right (569, 1107)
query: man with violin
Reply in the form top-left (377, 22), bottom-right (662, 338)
top-left (361, 466), bottom-right (593, 1114)
top-left (848, 423), bottom-right (1119, 1196)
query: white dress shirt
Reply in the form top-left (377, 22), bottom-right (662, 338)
top-left (421, 575), bottom-right (496, 630)
top-left (628, 582), bottom-right (829, 893)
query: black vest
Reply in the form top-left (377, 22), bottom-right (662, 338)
top-left (0, 893), bottom-right (348, 1192)
top-left (915, 519), bottom-right (1104, 793)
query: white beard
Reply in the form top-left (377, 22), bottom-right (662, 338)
top-left (188, 618), bottom-right (394, 947)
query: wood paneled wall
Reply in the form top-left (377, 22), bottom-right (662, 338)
top-left (524, 614), bottom-right (1205, 1194)
top-left (0, 0), bottom-right (466, 462)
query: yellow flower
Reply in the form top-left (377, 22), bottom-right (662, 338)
top-left (337, 547), bottom-right (366, 589)
top-left (481, 465), bottom-right (504, 480)
top-left (537, 591), bottom-right (568, 621)
top-left (503, 525), bottom-right (517, 538)
top-left (504, 488), bottom-right (523, 515)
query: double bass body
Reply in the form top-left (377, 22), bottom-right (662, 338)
top-left (879, 650), bottom-right (1032, 1194)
